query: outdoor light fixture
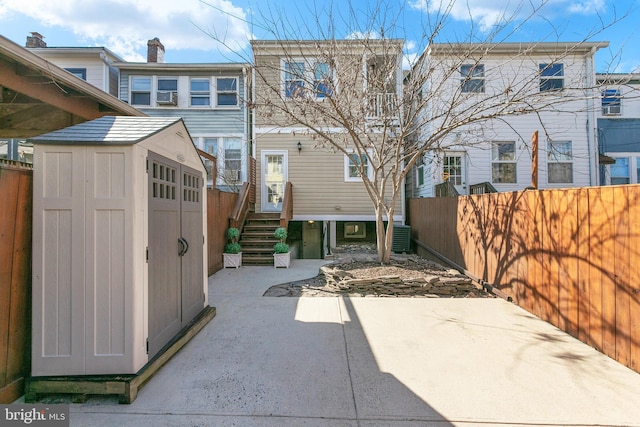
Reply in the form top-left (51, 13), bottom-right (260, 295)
top-left (297, 141), bottom-right (302, 153)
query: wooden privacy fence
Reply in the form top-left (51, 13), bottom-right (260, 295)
top-left (409, 186), bottom-right (640, 374)
top-left (206, 188), bottom-right (238, 275)
top-left (0, 164), bottom-right (32, 403)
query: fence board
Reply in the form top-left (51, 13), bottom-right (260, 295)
top-left (206, 188), bottom-right (238, 275)
top-left (0, 166), bottom-right (32, 403)
top-left (577, 188), bottom-right (591, 344)
top-left (614, 186), bottom-right (631, 367)
top-left (409, 184), bottom-right (640, 374)
top-left (600, 188), bottom-right (617, 359)
top-left (630, 188), bottom-right (640, 372)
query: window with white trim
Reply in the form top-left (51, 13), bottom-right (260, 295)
top-left (344, 151), bottom-right (371, 182)
top-left (65, 68), bottom-right (86, 80)
top-left (460, 64), bottom-right (484, 93)
top-left (130, 76), bottom-right (152, 105)
top-left (416, 154), bottom-right (425, 187)
top-left (601, 89), bottom-right (622, 115)
top-left (610, 157), bottom-right (630, 185)
top-left (284, 59), bottom-right (333, 99)
top-left (491, 141), bottom-right (516, 183)
top-left (217, 77), bottom-right (238, 106)
top-left (314, 62), bottom-right (333, 98)
top-left (284, 61), bottom-right (305, 98)
top-left (190, 78), bottom-right (210, 106)
top-left (547, 141), bottom-right (573, 184)
top-left (222, 138), bottom-right (242, 183)
top-left (539, 63), bottom-right (564, 92)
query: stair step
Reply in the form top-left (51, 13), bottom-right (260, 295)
top-left (242, 255), bottom-right (275, 265)
top-left (241, 247), bottom-right (274, 254)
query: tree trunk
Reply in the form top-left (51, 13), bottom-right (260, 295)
top-left (375, 205), bottom-right (393, 264)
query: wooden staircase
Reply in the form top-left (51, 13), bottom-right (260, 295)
top-left (240, 212), bottom-right (281, 265)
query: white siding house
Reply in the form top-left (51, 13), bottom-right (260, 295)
top-left (116, 40), bottom-right (251, 191)
top-left (596, 73), bottom-right (640, 185)
top-left (407, 42), bottom-right (607, 197)
top-left (26, 33), bottom-right (123, 97)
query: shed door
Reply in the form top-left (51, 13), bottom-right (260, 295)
top-left (148, 153), bottom-right (204, 358)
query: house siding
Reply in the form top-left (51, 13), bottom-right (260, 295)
top-left (409, 45), bottom-right (598, 196)
top-left (256, 132), bottom-right (403, 220)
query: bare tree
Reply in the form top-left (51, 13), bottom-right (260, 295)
top-left (209, 0), bottom-right (631, 263)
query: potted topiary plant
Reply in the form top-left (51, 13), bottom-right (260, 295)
top-left (273, 227), bottom-right (291, 268)
top-left (223, 227), bottom-right (242, 268)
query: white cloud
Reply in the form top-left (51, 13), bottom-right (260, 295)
top-left (409, 0), bottom-right (606, 32)
top-left (1, 0), bottom-right (252, 61)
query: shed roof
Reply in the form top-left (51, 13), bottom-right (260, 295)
top-left (29, 116), bottom-right (183, 145)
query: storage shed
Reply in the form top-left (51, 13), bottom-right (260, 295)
top-left (30, 116), bottom-right (208, 377)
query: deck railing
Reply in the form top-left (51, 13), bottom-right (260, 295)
top-left (469, 181), bottom-right (498, 195)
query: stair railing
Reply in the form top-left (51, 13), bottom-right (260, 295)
top-left (435, 180), bottom-right (459, 197)
top-left (229, 181), bottom-right (253, 234)
top-left (279, 182), bottom-right (293, 229)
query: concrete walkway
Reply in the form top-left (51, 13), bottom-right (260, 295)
top-left (71, 259), bottom-right (640, 426)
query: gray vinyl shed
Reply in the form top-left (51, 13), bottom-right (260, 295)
top-left (30, 116), bottom-right (207, 376)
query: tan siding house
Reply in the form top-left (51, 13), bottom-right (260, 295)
top-left (251, 40), bottom-right (405, 257)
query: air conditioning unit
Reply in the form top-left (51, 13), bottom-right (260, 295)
top-left (392, 224), bottom-right (411, 253)
top-left (603, 105), bottom-right (621, 115)
top-left (157, 91), bottom-right (177, 105)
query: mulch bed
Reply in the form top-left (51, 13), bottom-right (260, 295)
top-left (263, 254), bottom-right (494, 298)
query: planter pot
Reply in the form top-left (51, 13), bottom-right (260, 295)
top-left (273, 251), bottom-right (291, 269)
top-left (223, 252), bottom-right (242, 268)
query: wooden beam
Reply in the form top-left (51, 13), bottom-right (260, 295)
top-left (531, 131), bottom-right (539, 189)
top-left (0, 64), bottom-right (101, 120)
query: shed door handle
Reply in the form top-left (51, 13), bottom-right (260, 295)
top-left (178, 237), bottom-right (189, 257)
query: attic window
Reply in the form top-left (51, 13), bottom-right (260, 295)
top-left (65, 68), bottom-right (86, 80)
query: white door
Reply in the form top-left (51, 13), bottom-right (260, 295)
top-left (262, 151), bottom-right (288, 212)
top-left (443, 152), bottom-right (467, 195)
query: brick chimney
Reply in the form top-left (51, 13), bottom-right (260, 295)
top-left (147, 38), bottom-right (165, 63)
top-left (26, 32), bottom-right (47, 48)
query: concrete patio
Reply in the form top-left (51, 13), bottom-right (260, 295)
top-left (68, 259), bottom-right (640, 426)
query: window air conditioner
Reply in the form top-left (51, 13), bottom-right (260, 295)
top-left (157, 91), bottom-right (177, 105)
top-left (603, 105), bottom-right (621, 115)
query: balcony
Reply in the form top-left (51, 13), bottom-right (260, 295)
top-left (366, 93), bottom-right (398, 120)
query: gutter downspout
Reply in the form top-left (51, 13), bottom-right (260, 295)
top-left (585, 47), bottom-right (598, 186)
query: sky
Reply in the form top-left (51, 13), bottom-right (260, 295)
top-left (0, 0), bottom-right (639, 72)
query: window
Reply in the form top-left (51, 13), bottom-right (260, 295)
top-left (491, 142), bottom-right (516, 183)
top-left (158, 78), bottom-right (177, 92)
top-left (547, 141), bottom-right (573, 184)
top-left (602, 89), bottom-right (622, 115)
top-left (539, 63), bottom-right (564, 92)
top-left (285, 61), bottom-right (305, 98)
top-left (202, 138), bottom-right (218, 185)
top-left (190, 79), bottom-right (210, 106)
top-left (131, 76), bottom-right (152, 105)
top-left (65, 68), bottom-right (86, 80)
top-left (345, 152), bottom-right (371, 182)
top-left (344, 222), bottom-right (366, 239)
top-left (223, 138), bottom-right (242, 183)
top-left (217, 77), bottom-right (238, 106)
top-left (314, 62), bottom-right (332, 98)
top-left (610, 157), bottom-right (630, 185)
top-left (460, 64), bottom-right (484, 93)
top-left (443, 156), bottom-right (463, 185)
top-left (416, 154), bottom-right (425, 187)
